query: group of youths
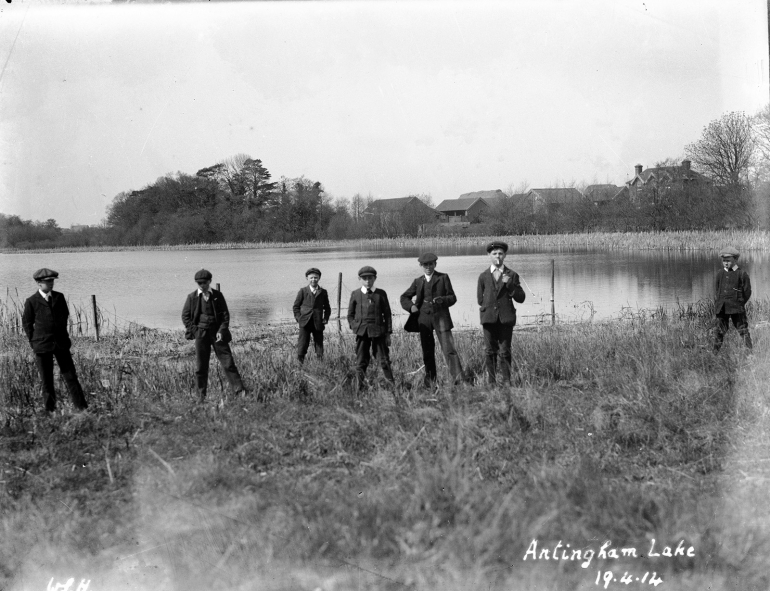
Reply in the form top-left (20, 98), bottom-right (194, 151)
top-left (20, 244), bottom-right (753, 412)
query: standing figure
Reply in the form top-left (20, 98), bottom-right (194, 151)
top-left (292, 267), bottom-right (332, 363)
top-left (477, 241), bottom-right (526, 385)
top-left (714, 246), bottom-right (753, 352)
top-left (400, 253), bottom-right (464, 387)
top-left (347, 266), bottom-right (395, 389)
top-left (22, 268), bottom-right (88, 413)
top-left (182, 269), bottom-right (246, 402)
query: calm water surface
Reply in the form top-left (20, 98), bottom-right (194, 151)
top-left (2, 246), bottom-right (767, 331)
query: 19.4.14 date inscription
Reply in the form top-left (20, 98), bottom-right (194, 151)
top-left (596, 570), bottom-right (663, 588)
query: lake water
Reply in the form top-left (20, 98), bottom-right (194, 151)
top-left (2, 245), bottom-right (767, 332)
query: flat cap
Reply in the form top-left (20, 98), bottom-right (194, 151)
top-left (194, 269), bottom-right (213, 281)
top-left (417, 252), bottom-right (438, 264)
top-left (305, 267), bottom-right (322, 277)
top-left (719, 246), bottom-right (740, 258)
top-left (33, 268), bottom-right (59, 281)
top-left (486, 241), bottom-right (509, 253)
top-left (358, 266), bottom-right (377, 277)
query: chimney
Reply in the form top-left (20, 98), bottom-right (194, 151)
top-left (634, 164), bottom-right (643, 176)
top-left (681, 159), bottom-right (691, 171)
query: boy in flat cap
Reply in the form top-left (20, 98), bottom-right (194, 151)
top-left (400, 253), bottom-right (464, 387)
top-left (477, 241), bottom-right (526, 385)
top-left (347, 266), bottom-right (395, 389)
top-left (714, 246), bottom-right (753, 352)
top-left (22, 268), bottom-right (88, 413)
top-left (182, 269), bottom-right (246, 402)
top-left (292, 267), bottom-right (332, 363)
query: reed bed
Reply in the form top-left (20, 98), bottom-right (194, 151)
top-left (1, 304), bottom-right (770, 590)
top-left (4, 229), bottom-right (770, 254)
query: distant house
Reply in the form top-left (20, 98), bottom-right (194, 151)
top-left (525, 187), bottom-right (587, 213)
top-left (364, 196), bottom-right (442, 235)
top-left (583, 185), bottom-right (624, 206)
top-left (435, 189), bottom-right (510, 225)
top-left (69, 224), bottom-right (90, 232)
top-left (626, 160), bottom-right (711, 203)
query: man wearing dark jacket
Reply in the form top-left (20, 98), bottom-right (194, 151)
top-left (477, 241), bottom-right (526, 385)
top-left (347, 266), bottom-right (395, 389)
top-left (400, 253), bottom-right (464, 387)
top-left (714, 246), bottom-right (753, 352)
top-left (292, 267), bottom-right (332, 363)
top-left (22, 268), bottom-right (88, 413)
top-left (182, 269), bottom-right (246, 401)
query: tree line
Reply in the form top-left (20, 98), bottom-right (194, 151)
top-left (3, 108), bottom-right (770, 250)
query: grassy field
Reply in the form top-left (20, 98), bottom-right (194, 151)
top-left (2, 302), bottom-right (770, 590)
top-left (4, 229), bottom-right (770, 254)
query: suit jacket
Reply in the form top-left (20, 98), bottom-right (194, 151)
top-left (347, 288), bottom-right (392, 337)
top-left (22, 290), bottom-right (73, 354)
top-left (477, 266), bottom-right (525, 326)
top-left (399, 272), bottom-right (456, 331)
top-left (293, 286), bottom-right (331, 331)
top-left (182, 289), bottom-right (231, 340)
top-left (714, 267), bottom-right (752, 315)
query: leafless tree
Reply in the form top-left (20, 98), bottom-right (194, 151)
top-left (685, 111), bottom-right (756, 188)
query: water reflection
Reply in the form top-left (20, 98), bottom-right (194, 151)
top-left (1, 246), bottom-right (766, 330)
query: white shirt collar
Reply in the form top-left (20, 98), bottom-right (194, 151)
top-left (490, 264), bottom-right (504, 274)
top-left (197, 288), bottom-right (213, 300)
top-left (39, 289), bottom-right (51, 301)
top-left (724, 264), bottom-right (739, 272)
top-left (309, 285), bottom-right (319, 294)
top-left (424, 273), bottom-right (433, 282)
top-left (361, 286), bottom-right (372, 294)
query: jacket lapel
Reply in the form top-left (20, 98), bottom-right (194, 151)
top-left (494, 266), bottom-right (508, 296)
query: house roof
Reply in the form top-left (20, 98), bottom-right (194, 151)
top-left (435, 197), bottom-right (486, 212)
top-left (460, 189), bottom-right (506, 201)
top-left (528, 187), bottom-right (585, 205)
top-left (584, 184), bottom-right (622, 202)
top-left (628, 165), bottom-right (711, 187)
top-left (364, 196), bottom-right (421, 213)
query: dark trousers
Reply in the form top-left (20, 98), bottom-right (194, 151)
top-left (419, 325), bottom-right (463, 385)
top-left (482, 322), bottom-right (514, 385)
top-left (714, 312), bottom-right (752, 351)
top-left (297, 323), bottom-right (324, 363)
top-left (34, 348), bottom-right (87, 412)
top-left (355, 333), bottom-right (394, 388)
top-left (195, 331), bottom-right (244, 399)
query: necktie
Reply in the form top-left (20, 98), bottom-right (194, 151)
top-left (493, 269), bottom-right (501, 282)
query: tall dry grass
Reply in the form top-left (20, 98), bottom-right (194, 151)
top-left (1, 304), bottom-right (770, 590)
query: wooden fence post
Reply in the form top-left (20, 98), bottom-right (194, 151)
top-left (92, 294), bottom-right (100, 341)
top-left (550, 259), bottom-right (555, 326)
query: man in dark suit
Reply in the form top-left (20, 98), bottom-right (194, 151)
top-left (400, 253), bottom-right (464, 387)
top-left (347, 266), bottom-right (395, 389)
top-left (477, 241), bottom-right (526, 385)
top-left (182, 269), bottom-right (246, 402)
top-left (293, 267), bottom-right (332, 363)
top-left (714, 246), bottom-right (753, 352)
top-left (22, 268), bottom-right (88, 413)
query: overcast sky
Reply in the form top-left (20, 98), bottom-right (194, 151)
top-left (0, 0), bottom-right (767, 227)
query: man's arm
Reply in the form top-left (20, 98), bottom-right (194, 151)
top-left (743, 271), bottom-right (752, 303)
top-left (477, 273), bottom-right (485, 306)
top-left (506, 272), bottom-right (525, 304)
top-left (217, 292), bottom-right (231, 330)
top-left (292, 289), bottom-right (304, 323)
top-left (181, 294), bottom-right (193, 329)
top-left (347, 292), bottom-right (357, 330)
top-left (400, 279), bottom-right (418, 312)
top-left (22, 298), bottom-right (35, 343)
top-left (381, 292), bottom-right (393, 334)
top-left (321, 290), bottom-right (332, 323)
top-left (441, 274), bottom-right (457, 307)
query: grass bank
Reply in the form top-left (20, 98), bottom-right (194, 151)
top-left (2, 304), bottom-right (770, 590)
top-left (3, 229), bottom-right (770, 254)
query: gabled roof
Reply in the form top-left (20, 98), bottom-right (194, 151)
top-left (528, 187), bottom-right (585, 205)
top-left (628, 165), bottom-right (711, 187)
top-left (364, 196), bottom-right (421, 213)
top-left (436, 197), bottom-right (486, 212)
top-left (459, 189), bottom-right (506, 201)
top-left (584, 184), bottom-right (622, 202)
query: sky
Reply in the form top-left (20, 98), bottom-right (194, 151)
top-left (0, 0), bottom-right (767, 227)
